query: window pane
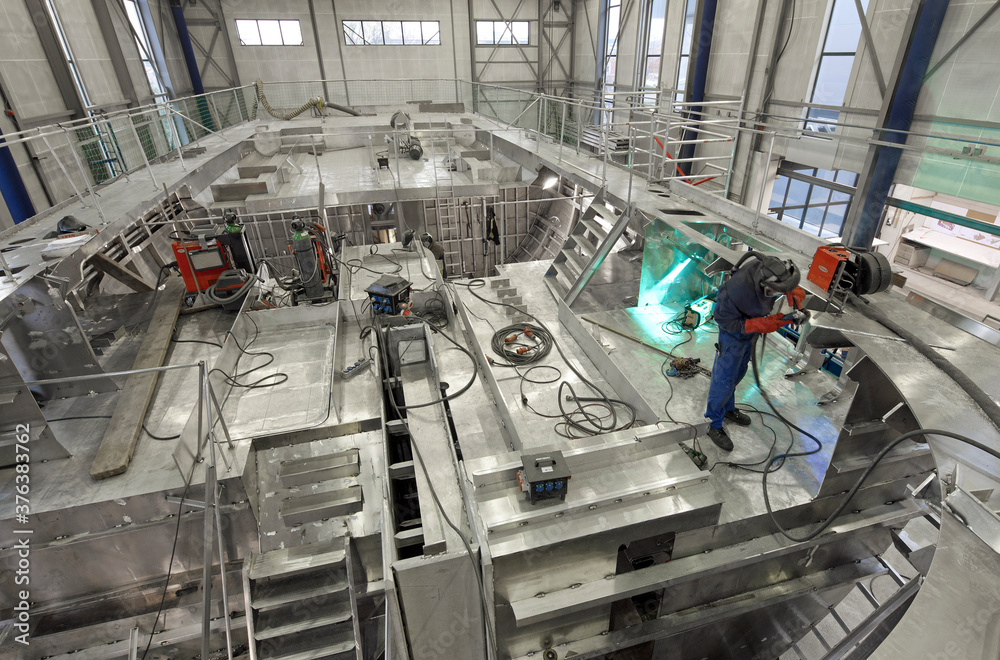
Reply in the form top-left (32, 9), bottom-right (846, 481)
top-left (786, 179), bottom-right (810, 206)
top-left (645, 56), bottom-right (660, 87)
top-left (835, 169), bottom-right (858, 185)
top-left (343, 20), bottom-right (362, 45)
top-left (810, 185), bottom-right (832, 204)
top-left (363, 21), bottom-right (384, 45)
top-left (402, 21), bottom-right (422, 45)
top-left (512, 21), bottom-right (528, 44)
top-left (477, 21), bottom-right (493, 44)
top-left (236, 19), bottom-right (261, 46)
top-left (806, 107), bottom-right (840, 133)
top-left (823, 203), bottom-right (848, 236)
top-left (812, 54), bottom-right (854, 105)
top-left (607, 7), bottom-right (620, 52)
top-left (770, 175), bottom-right (789, 207)
top-left (677, 54), bottom-right (689, 91)
top-left (497, 21), bottom-right (512, 44)
top-left (825, 0), bottom-right (863, 52)
top-left (279, 20), bottom-right (302, 45)
top-left (258, 20), bottom-right (282, 45)
top-left (681, 0), bottom-right (697, 54)
top-left (605, 55), bottom-right (617, 86)
top-left (782, 207), bottom-right (805, 226)
top-left (803, 205), bottom-right (827, 233)
top-left (383, 21), bottom-right (403, 45)
top-left (816, 168), bottom-right (836, 181)
top-left (648, 0), bottom-right (666, 55)
top-left (830, 190), bottom-right (852, 204)
top-left (422, 21), bottom-right (441, 44)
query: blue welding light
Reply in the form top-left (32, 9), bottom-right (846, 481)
top-left (638, 257), bottom-right (693, 306)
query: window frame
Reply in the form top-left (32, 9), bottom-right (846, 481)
top-left (804, 0), bottom-right (869, 133)
top-left (343, 20), bottom-right (442, 46)
top-left (235, 18), bottom-right (305, 46)
top-left (474, 20), bottom-right (530, 46)
top-left (768, 162), bottom-right (859, 238)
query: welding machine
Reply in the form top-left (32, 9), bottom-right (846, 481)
top-left (805, 245), bottom-right (892, 311)
top-left (172, 237), bottom-right (231, 293)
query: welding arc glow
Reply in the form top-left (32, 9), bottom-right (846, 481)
top-left (639, 257), bottom-right (692, 306)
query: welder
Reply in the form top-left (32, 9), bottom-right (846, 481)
top-left (420, 232), bottom-right (446, 274)
top-left (704, 254), bottom-right (805, 451)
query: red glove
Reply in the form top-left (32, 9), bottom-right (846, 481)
top-left (786, 286), bottom-right (806, 309)
top-left (745, 313), bottom-right (792, 334)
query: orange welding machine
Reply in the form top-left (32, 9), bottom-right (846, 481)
top-left (171, 239), bottom-right (231, 293)
top-left (806, 246), bottom-right (851, 292)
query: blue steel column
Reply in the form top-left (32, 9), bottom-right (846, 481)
top-left (170, 0), bottom-right (215, 131)
top-left (845, 0), bottom-right (950, 248)
top-left (0, 128), bottom-right (36, 224)
top-left (678, 0), bottom-right (717, 176)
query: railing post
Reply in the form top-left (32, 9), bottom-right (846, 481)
top-left (558, 101), bottom-right (567, 162)
top-left (576, 102), bottom-right (583, 154)
top-left (60, 126), bottom-right (107, 224)
top-left (165, 108), bottom-right (187, 171)
top-left (40, 133), bottom-right (88, 206)
top-left (662, 115), bottom-right (671, 180)
top-left (647, 113), bottom-right (656, 181)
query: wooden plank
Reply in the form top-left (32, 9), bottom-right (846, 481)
top-left (87, 252), bottom-right (154, 292)
top-left (90, 278), bottom-right (185, 480)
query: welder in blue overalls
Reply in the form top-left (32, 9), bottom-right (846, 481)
top-left (704, 254), bottom-right (805, 451)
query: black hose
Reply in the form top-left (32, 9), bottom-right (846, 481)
top-left (848, 293), bottom-right (1000, 433)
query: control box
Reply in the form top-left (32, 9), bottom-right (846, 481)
top-left (517, 451), bottom-right (571, 504)
top-left (365, 275), bottom-right (412, 315)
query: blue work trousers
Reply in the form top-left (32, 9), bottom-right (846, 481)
top-left (705, 330), bottom-right (754, 428)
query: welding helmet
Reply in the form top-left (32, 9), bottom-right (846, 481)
top-left (420, 232), bottom-right (434, 248)
top-left (756, 256), bottom-right (800, 294)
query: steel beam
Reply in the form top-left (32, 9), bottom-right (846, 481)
top-left (853, 0), bottom-right (886, 96)
top-left (23, 0), bottom-right (86, 120)
top-left (91, 0), bottom-right (140, 107)
top-left (924, 0), bottom-right (1000, 80)
top-left (843, 0), bottom-right (950, 249)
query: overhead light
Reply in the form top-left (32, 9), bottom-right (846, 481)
top-left (543, 176), bottom-right (559, 190)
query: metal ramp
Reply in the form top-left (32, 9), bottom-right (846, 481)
top-left (242, 537), bottom-right (363, 660)
top-left (544, 188), bottom-right (633, 305)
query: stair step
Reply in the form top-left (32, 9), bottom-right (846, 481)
top-left (279, 449), bottom-right (360, 487)
top-left (252, 571), bottom-right (349, 610)
top-left (570, 234), bottom-right (597, 259)
top-left (589, 202), bottom-right (619, 225)
top-left (247, 539), bottom-right (347, 581)
top-left (280, 485), bottom-right (363, 526)
top-left (560, 248), bottom-right (586, 278)
top-left (258, 625), bottom-right (356, 660)
top-left (581, 219), bottom-right (609, 242)
top-left (255, 599), bottom-right (353, 640)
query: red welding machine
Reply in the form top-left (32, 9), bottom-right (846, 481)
top-left (172, 239), bottom-right (231, 293)
top-left (807, 246), bottom-right (851, 292)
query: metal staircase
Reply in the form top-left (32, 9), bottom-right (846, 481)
top-left (242, 537), bottom-right (363, 660)
top-left (544, 189), bottom-right (633, 305)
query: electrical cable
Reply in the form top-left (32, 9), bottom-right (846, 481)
top-left (143, 424), bottom-right (181, 441)
top-left (764, 428), bottom-right (1000, 542)
top-left (454, 279), bottom-right (633, 437)
top-left (47, 415), bottom-right (113, 422)
top-left (140, 464), bottom-right (195, 660)
top-left (210, 313), bottom-right (289, 390)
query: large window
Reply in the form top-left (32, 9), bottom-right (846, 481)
top-left (602, 0), bottom-right (622, 110)
top-left (675, 0), bottom-right (697, 98)
top-left (236, 19), bottom-right (303, 46)
top-left (344, 20), bottom-right (441, 45)
top-left (768, 162), bottom-right (859, 238)
top-left (123, 0), bottom-right (167, 102)
top-left (805, 0), bottom-right (868, 132)
top-left (475, 20), bottom-right (528, 45)
top-left (641, 0), bottom-right (667, 105)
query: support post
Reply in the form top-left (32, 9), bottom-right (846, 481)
top-left (843, 0), bottom-right (950, 248)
